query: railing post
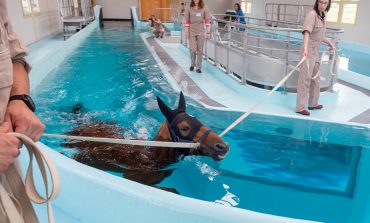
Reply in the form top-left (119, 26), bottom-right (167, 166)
top-left (242, 25), bottom-right (248, 85)
top-left (329, 33), bottom-right (339, 92)
top-left (257, 29), bottom-right (260, 55)
top-left (226, 16), bottom-right (231, 74)
top-left (214, 18), bottom-right (218, 67)
top-left (283, 5), bottom-right (287, 22)
top-left (283, 31), bottom-right (291, 93)
top-left (205, 21), bottom-right (208, 62)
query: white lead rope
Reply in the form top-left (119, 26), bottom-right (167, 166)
top-left (7, 132), bottom-right (60, 223)
top-left (220, 56), bottom-right (307, 137)
top-left (43, 133), bottom-right (200, 149)
top-left (312, 49), bottom-right (338, 80)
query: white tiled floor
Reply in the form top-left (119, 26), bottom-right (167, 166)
top-left (26, 32), bottom-right (66, 66)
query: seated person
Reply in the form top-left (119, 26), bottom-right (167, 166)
top-left (153, 19), bottom-right (165, 38)
top-left (148, 14), bottom-right (156, 27)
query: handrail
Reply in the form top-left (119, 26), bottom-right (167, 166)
top-left (180, 13), bottom-right (342, 92)
top-left (265, 3), bottom-right (313, 25)
top-left (212, 14), bottom-right (344, 34)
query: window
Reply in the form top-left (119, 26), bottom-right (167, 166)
top-left (326, 0), bottom-right (359, 25)
top-left (241, 0), bottom-right (252, 15)
top-left (21, 0), bottom-right (40, 17)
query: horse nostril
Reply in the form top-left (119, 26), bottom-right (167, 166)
top-left (215, 143), bottom-right (229, 152)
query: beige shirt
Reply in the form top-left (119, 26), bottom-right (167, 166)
top-left (0, 0), bottom-right (30, 90)
top-left (302, 10), bottom-right (326, 61)
top-left (185, 6), bottom-right (210, 35)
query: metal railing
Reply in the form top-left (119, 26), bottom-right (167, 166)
top-left (181, 14), bottom-right (343, 92)
top-left (265, 3), bottom-right (312, 25)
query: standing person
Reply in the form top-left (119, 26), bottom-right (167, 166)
top-left (0, 0), bottom-right (45, 221)
top-left (234, 3), bottom-right (246, 31)
top-left (295, 0), bottom-right (335, 116)
top-left (185, 0), bottom-right (211, 73)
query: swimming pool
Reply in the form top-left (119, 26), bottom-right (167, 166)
top-left (32, 23), bottom-right (370, 222)
top-left (339, 42), bottom-right (370, 77)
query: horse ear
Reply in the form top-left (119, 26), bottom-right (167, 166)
top-left (178, 91), bottom-right (186, 112)
top-left (157, 96), bottom-right (174, 121)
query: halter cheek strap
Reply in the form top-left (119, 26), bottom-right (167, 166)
top-left (197, 129), bottom-right (211, 143)
top-left (167, 113), bottom-right (212, 144)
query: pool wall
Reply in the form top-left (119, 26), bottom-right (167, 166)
top-left (19, 143), bottom-right (317, 223)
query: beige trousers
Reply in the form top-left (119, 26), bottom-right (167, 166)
top-left (189, 33), bottom-right (205, 69)
top-left (296, 57), bottom-right (321, 112)
top-left (0, 86), bottom-right (11, 122)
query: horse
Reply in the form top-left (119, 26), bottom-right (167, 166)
top-left (63, 92), bottom-right (229, 193)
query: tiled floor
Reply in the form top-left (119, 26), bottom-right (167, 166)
top-left (27, 32), bottom-right (66, 66)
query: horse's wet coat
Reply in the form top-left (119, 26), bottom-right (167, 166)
top-left (64, 92), bottom-right (229, 192)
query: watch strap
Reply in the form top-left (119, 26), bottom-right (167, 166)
top-left (9, 94), bottom-right (36, 112)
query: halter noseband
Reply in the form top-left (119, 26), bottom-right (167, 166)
top-left (167, 113), bottom-right (211, 144)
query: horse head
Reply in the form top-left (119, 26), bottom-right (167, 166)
top-left (156, 92), bottom-right (229, 161)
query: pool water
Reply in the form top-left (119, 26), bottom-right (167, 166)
top-left (339, 46), bottom-right (370, 77)
top-left (32, 23), bottom-right (370, 223)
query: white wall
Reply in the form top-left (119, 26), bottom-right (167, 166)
top-left (96, 0), bottom-right (138, 19)
top-left (7, 0), bottom-right (62, 45)
top-left (204, 0), bottom-right (230, 14)
top-left (230, 0), bottom-right (262, 18)
top-left (259, 0), bottom-right (370, 45)
top-left (338, 0), bottom-right (370, 45)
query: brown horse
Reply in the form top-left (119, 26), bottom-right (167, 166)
top-left (64, 92), bottom-right (229, 193)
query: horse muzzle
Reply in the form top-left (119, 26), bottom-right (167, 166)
top-left (213, 142), bottom-right (229, 161)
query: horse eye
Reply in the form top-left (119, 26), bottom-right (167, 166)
top-left (181, 126), bottom-right (190, 131)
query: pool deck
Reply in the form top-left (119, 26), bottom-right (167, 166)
top-left (140, 34), bottom-right (370, 126)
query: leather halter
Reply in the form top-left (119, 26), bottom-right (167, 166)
top-left (167, 113), bottom-right (211, 144)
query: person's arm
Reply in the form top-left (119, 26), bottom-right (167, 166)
top-left (237, 10), bottom-right (242, 23)
top-left (301, 11), bottom-right (315, 58)
top-left (4, 18), bottom-right (45, 142)
top-left (185, 8), bottom-right (190, 39)
top-left (5, 63), bottom-right (45, 141)
top-left (322, 37), bottom-right (335, 50)
top-left (204, 6), bottom-right (211, 38)
top-left (302, 31), bottom-right (310, 57)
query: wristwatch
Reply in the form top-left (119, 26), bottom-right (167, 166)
top-left (8, 94), bottom-right (36, 112)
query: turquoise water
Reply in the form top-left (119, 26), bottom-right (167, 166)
top-left (339, 45), bottom-right (370, 77)
top-left (32, 24), bottom-right (370, 223)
